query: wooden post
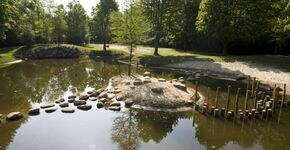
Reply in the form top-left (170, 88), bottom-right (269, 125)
top-left (254, 90), bottom-right (258, 110)
top-left (251, 77), bottom-right (256, 95)
top-left (244, 90), bottom-right (250, 113)
top-left (215, 87), bottom-right (221, 108)
top-left (195, 81), bottom-right (199, 101)
top-left (235, 88), bottom-right (241, 114)
top-left (226, 85), bottom-right (231, 114)
top-left (272, 85), bottom-right (277, 113)
top-left (281, 84), bottom-right (286, 108)
top-left (207, 87), bottom-right (210, 105)
top-left (246, 76), bottom-right (251, 91)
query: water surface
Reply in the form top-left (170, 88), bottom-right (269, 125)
top-left (0, 59), bottom-right (290, 150)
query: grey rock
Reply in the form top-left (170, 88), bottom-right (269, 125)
top-left (144, 78), bottom-right (152, 83)
top-left (97, 102), bottom-right (104, 108)
top-left (45, 107), bottom-right (58, 113)
top-left (40, 104), bottom-right (55, 109)
top-left (79, 94), bottom-right (89, 100)
top-left (87, 91), bottom-right (93, 95)
top-left (28, 108), bottom-right (40, 115)
top-left (77, 105), bottom-right (92, 111)
top-left (158, 78), bottom-right (166, 82)
top-left (6, 112), bottom-right (24, 121)
top-left (68, 95), bottom-right (77, 99)
top-left (74, 100), bottom-right (86, 106)
top-left (108, 106), bottom-right (121, 111)
top-left (143, 72), bottom-right (151, 77)
top-left (89, 97), bottom-right (98, 101)
top-left (110, 102), bottom-right (121, 107)
top-left (151, 87), bottom-right (163, 94)
top-left (98, 92), bottom-right (108, 99)
top-left (99, 98), bottom-right (108, 103)
top-left (133, 79), bottom-right (143, 86)
top-left (125, 99), bottom-right (134, 108)
top-left (61, 107), bottom-right (75, 113)
top-left (59, 102), bottom-right (69, 108)
top-left (68, 98), bottom-right (75, 103)
top-left (55, 98), bottom-right (65, 103)
top-left (116, 95), bottom-right (125, 101)
top-left (173, 83), bottom-right (187, 91)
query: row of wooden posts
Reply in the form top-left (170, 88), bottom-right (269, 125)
top-left (194, 76), bottom-right (288, 120)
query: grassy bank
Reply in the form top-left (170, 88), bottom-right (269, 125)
top-left (0, 47), bottom-right (22, 65)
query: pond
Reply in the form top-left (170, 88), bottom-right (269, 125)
top-left (0, 59), bottom-right (290, 150)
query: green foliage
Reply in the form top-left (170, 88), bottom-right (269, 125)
top-left (52, 5), bottom-right (68, 44)
top-left (66, 0), bottom-right (89, 45)
top-left (0, 0), bottom-right (18, 40)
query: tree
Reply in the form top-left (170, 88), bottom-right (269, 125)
top-left (66, 0), bottom-right (88, 45)
top-left (110, 0), bottom-right (151, 62)
top-left (140, 0), bottom-right (165, 55)
top-left (0, 0), bottom-right (18, 41)
top-left (91, 0), bottom-right (118, 50)
top-left (196, 0), bottom-right (273, 54)
top-left (52, 5), bottom-right (67, 44)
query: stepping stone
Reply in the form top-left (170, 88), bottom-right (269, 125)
top-left (68, 95), bottom-right (77, 99)
top-left (55, 98), bottom-right (65, 103)
top-left (45, 107), bottom-right (58, 113)
top-left (133, 79), bottom-right (143, 86)
top-left (6, 112), bottom-right (24, 121)
top-left (79, 94), bottom-right (89, 100)
top-left (77, 105), bottom-right (92, 111)
top-left (108, 106), bottom-right (121, 111)
top-left (99, 98), bottom-right (108, 103)
top-left (59, 102), bottom-right (69, 108)
top-left (97, 102), bottom-right (104, 108)
top-left (110, 102), bottom-right (121, 107)
top-left (68, 98), bottom-right (75, 103)
top-left (89, 98), bottom-right (98, 101)
top-left (28, 108), bottom-right (40, 115)
top-left (98, 92), bottom-right (108, 98)
top-left (144, 78), bottom-right (152, 83)
top-left (158, 78), bottom-right (166, 82)
top-left (74, 100), bottom-right (86, 106)
top-left (116, 95), bottom-right (125, 101)
top-left (61, 108), bottom-right (75, 113)
top-left (143, 72), bottom-right (151, 77)
top-left (40, 104), bottom-right (55, 109)
top-left (107, 93), bottom-right (116, 99)
top-left (87, 91), bottom-right (93, 95)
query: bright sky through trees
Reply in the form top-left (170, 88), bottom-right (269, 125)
top-left (54, 0), bottom-right (125, 15)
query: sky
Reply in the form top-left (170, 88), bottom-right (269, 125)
top-left (54, 0), bottom-right (125, 16)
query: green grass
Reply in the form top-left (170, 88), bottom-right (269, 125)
top-left (0, 47), bottom-right (22, 65)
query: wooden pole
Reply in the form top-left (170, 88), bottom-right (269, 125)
top-left (244, 90), bottom-right (250, 113)
top-left (281, 84), bottom-right (286, 108)
top-left (272, 85), bottom-right (277, 112)
top-left (246, 76), bottom-right (251, 91)
top-left (226, 85), bottom-right (231, 113)
top-left (254, 90), bottom-right (258, 110)
top-left (215, 87), bottom-right (221, 108)
top-left (235, 88), bottom-right (241, 114)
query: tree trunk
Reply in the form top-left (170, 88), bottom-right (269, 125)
top-left (154, 34), bottom-right (159, 55)
top-left (102, 22), bottom-right (107, 51)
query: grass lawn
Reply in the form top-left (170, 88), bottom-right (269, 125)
top-left (0, 47), bottom-right (22, 65)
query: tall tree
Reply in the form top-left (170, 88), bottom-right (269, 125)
top-left (52, 5), bottom-right (67, 44)
top-left (110, 0), bottom-right (151, 62)
top-left (66, 0), bottom-right (88, 45)
top-left (0, 0), bottom-right (18, 41)
top-left (140, 0), bottom-right (165, 55)
top-left (92, 0), bottom-right (118, 50)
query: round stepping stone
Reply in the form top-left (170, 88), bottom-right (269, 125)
top-left (45, 107), bottom-right (58, 113)
top-left (74, 100), bottom-right (86, 106)
top-left (99, 98), bottom-right (108, 103)
top-left (79, 94), bottom-right (89, 100)
top-left (97, 102), bottom-right (104, 108)
top-left (59, 102), bottom-right (69, 108)
top-left (68, 98), bottom-right (75, 103)
top-left (158, 78), bottom-right (166, 82)
top-left (6, 112), bottom-right (24, 121)
top-left (143, 72), bottom-right (151, 77)
top-left (28, 108), bottom-right (40, 115)
top-left (87, 91), bottom-right (93, 95)
top-left (77, 105), bottom-right (92, 111)
top-left (40, 104), bottom-right (55, 109)
top-left (55, 98), bottom-right (65, 103)
top-left (108, 106), bottom-right (121, 111)
top-left (89, 98), bottom-right (98, 101)
top-left (61, 108), bottom-right (75, 113)
top-left (98, 93), bottom-right (108, 98)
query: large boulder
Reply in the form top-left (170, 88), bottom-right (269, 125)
top-left (6, 112), bottom-right (24, 121)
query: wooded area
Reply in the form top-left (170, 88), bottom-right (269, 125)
top-left (0, 0), bottom-right (289, 55)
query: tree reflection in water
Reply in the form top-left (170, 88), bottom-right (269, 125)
top-left (111, 109), bottom-right (193, 150)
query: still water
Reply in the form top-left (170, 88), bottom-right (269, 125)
top-left (0, 59), bottom-right (290, 150)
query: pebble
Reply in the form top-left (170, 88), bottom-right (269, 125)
top-left (74, 100), bottom-right (86, 106)
top-left (77, 105), bottom-right (92, 111)
top-left (97, 102), bottom-right (104, 108)
top-left (59, 102), bottom-right (69, 108)
top-left (6, 112), bottom-right (24, 121)
top-left (45, 107), bottom-right (58, 113)
top-left (108, 106), bottom-right (121, 111)
top-left (110, 102), bottom-right (121, 107)
top-left (40, 104), bottom-right (55, 109)
top-left (28, 108), bottom-right (40, 115)
top-left (61, 107), bottom-right (75, 113)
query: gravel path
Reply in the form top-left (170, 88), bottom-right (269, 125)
top-left (168, 60), bottom-right (290, 92)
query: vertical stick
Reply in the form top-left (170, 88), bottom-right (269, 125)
top-left (281, 84), bottom-right (286, 108)
top-left (254, 90), bottom-right (258, 110)
top-left (215, 87), bottom-right (220, 108)
top-left (244, 90), bottom-right (249, 112)
top-left (235, 88), bottom-right (241, 114)
top-left (195, 81), bottom-right (199, 101)
top-left (246, 76), bottom-right (251, 91)
top-left (272, 85), bottom-right (277, 111)
top-left (251, 77), bottom-right (256, 95)
top-left (226, 85), bottom-right (231, 113)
